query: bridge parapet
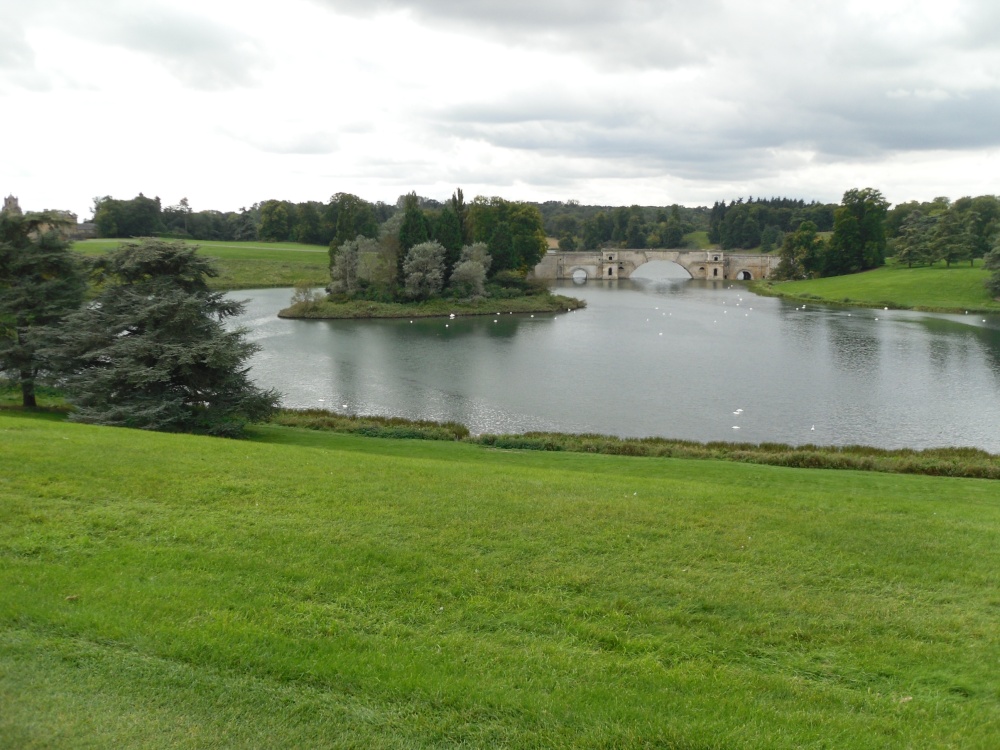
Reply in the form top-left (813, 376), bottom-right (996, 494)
top-left (533, 249), bottom-right (779, 281)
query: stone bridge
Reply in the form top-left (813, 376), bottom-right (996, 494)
top-left (532, 250), bottom-right (780, 282)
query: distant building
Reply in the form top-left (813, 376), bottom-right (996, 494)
top-left (2, 194), bottom-right (23, 216)
top-left (1, 193), bottom-right (97, 239)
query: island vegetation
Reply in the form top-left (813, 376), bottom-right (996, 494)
top-left (279, 190), bottom-right (584, 319)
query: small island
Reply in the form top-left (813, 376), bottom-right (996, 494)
top-left (278, 190), bottom-right (584, 320)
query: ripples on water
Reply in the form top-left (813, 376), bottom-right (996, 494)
top-left (233, 279), bottom-right (1000, 452)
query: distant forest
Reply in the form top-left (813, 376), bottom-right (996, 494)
top-left (89, 191), bottom-right (1000, 262)
top-left (89, 193), bottom-right (837, 251)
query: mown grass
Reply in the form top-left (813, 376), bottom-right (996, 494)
top-left (72, 239), bottom-right (330, 290)
top-left (2, 411), bottom-right (999, 748)
top-left (756, 261), bottom-right (1000, 313)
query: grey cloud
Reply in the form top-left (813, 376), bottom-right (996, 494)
top-left (92, 10), bottom-right (270, 90)
top-left (310, 0), bottom-right (718, 70)
top-left (1, 0), bottom-right (270, 90)
top-left (229, 128), bottom-right (339, 155)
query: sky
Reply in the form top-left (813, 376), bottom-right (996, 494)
top-left (2, 0), bottom-right (999, 219)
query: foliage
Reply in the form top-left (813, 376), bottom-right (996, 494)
top-left (892, 210), bottom-right (937, 267)
top-left (0, 211), bottom-right (86, 407)
top-left (398, 192), bottom-right (430, 252)
top-left (329, 193), bottom-right (380, 250)
top-left (288, 280), bottom-right (323, 311)
top-left (329, 237), bottom-right (362, 296)
top-left (402, 240), bottom-right (446, 300)
top-left (447, 242), bottom-right (492, 298)
top-left (279, 292), bottom-right (585, 319)
top-left (257, 199), bottom-right (293, 242)
top-left (467, 197), bottom-right (547, 273)
top-left (773, 221), bottom-right (825, 279)
top-left (709, 197), bottom-right (836, 249)
top-left (272, 408), bottom-right (470, 440)
top-left (932, 205), bottom-right (975, 267)
top-left (2, 413), bottom-right (999, 747)
top-left (49, 239), bottom-right (279, 436)
top-left (92, 193), bottom-right (164, 237)
top-left (824, 188), bottom-right (889, 275)
top-left (984, 241), bottom-right (1000, 298)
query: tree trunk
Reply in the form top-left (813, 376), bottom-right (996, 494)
top-left (20, 371), bottom-right (37, 408)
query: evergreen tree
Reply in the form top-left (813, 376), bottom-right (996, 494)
top-left (893, 211), bottom-right (936, 267)
top-left (49, 239), bottom-right (278, 437)
top-left (0, 211), bottom-right (87, 407)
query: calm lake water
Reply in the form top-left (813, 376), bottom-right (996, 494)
top-left (233, 274), bottom-right (1000, 452)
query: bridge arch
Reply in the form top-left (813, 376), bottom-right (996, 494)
top-left (736, 270), bottom-right (752, 280)
top-left (629, 259), bottom-right (693, 280)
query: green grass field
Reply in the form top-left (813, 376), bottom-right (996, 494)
top-left (2, 411), bottom-right (998, 748)
top-left (760, 261), bottom-right (1000, 313)
top-left (73, 239), bottom-right (330, 290)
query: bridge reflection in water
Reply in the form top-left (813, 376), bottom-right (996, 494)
top-left (534, 249), bottom-right (779, 282)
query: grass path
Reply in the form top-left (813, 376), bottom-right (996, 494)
top-left (2, 413), bottom-right (998, 747)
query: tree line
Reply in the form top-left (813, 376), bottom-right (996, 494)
top-left (774, 189), bottom-right (1000, 282)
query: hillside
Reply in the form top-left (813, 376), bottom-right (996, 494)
top-left (2, 412), bottom-right (998, 747)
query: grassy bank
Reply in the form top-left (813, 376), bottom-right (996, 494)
top-left (2, 411), bottom-right (999, 747)
top-left (73, 239), bottom-right (330, 290)
top-left (279, 292), bottom-right (585, 319)
top-left (277, 409), bottom-right (1000, 480)
top-left (755, 261), bottom-right (1000, 313)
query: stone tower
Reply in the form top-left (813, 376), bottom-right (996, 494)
top-left (2, 194), bottom-right (22, 216)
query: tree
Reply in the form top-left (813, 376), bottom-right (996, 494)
top-left (330, 193), bottom-right (379, 249)
top-left (258, 200), bottom-right (292, 242)
top-left (0, 211), bottom-right (86, 407)
top-left (984, 239), bottom-right (1000, 298)
top-left (933, 206), bottom-right (974, 267)
top-left (329, 238), bottom-right (361, 296)
top-left (402, 240), bottom-right (445, 300)
top-left (448, 242), bottom-right (491, 298)
top-left (48, 239), bottom-right (278, 437)
top-left (433, 204), bottom-right (464, 278)
top-left (398, 192), bottom-right (430, 252)
top-left (774, 221), bottom-right (824, 279)
top-left (92, 194), bottom-right (164, 238)
top-left (892, 211), bottom-right (936, 267)
top-left (826, 188), bottom-right (889, 275)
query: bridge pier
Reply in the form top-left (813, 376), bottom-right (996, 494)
top-left (533, 249), bottom-right (780, 282)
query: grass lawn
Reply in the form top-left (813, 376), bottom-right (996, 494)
top-left (759, 261), bottom-right (1000, 313)
top-left (72, 239), bottom-right (330, 290)
top-left (2, 412), bottom-right (998, 747)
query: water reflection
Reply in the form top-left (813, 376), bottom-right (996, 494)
top-left (233, 284), bottom-right (1000, 452)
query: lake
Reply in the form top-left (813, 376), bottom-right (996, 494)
top-left (233, 275), bottom-right (1000, 452)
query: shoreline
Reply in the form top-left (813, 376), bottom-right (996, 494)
top-left (277, 292), bottom-right (586, 319)
top-left (749, 280), bottom-right (1000, 315)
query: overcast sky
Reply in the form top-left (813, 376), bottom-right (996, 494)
top-left (2, 0), bottom-right (998, 218)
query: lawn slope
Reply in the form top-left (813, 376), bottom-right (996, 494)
top-left (73, 239), bottom-right (329, 290)
top-left (2, 413), bottom-right (998, 748)
top-left (757, 262), bottom-right (1000, 313)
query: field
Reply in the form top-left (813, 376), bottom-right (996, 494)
top-left (72, 239), bottom-right (330, 290)
top-left (758, 261), bottom-right (1000, 313)
top-left (2, 411), bottom-right (998, 748)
